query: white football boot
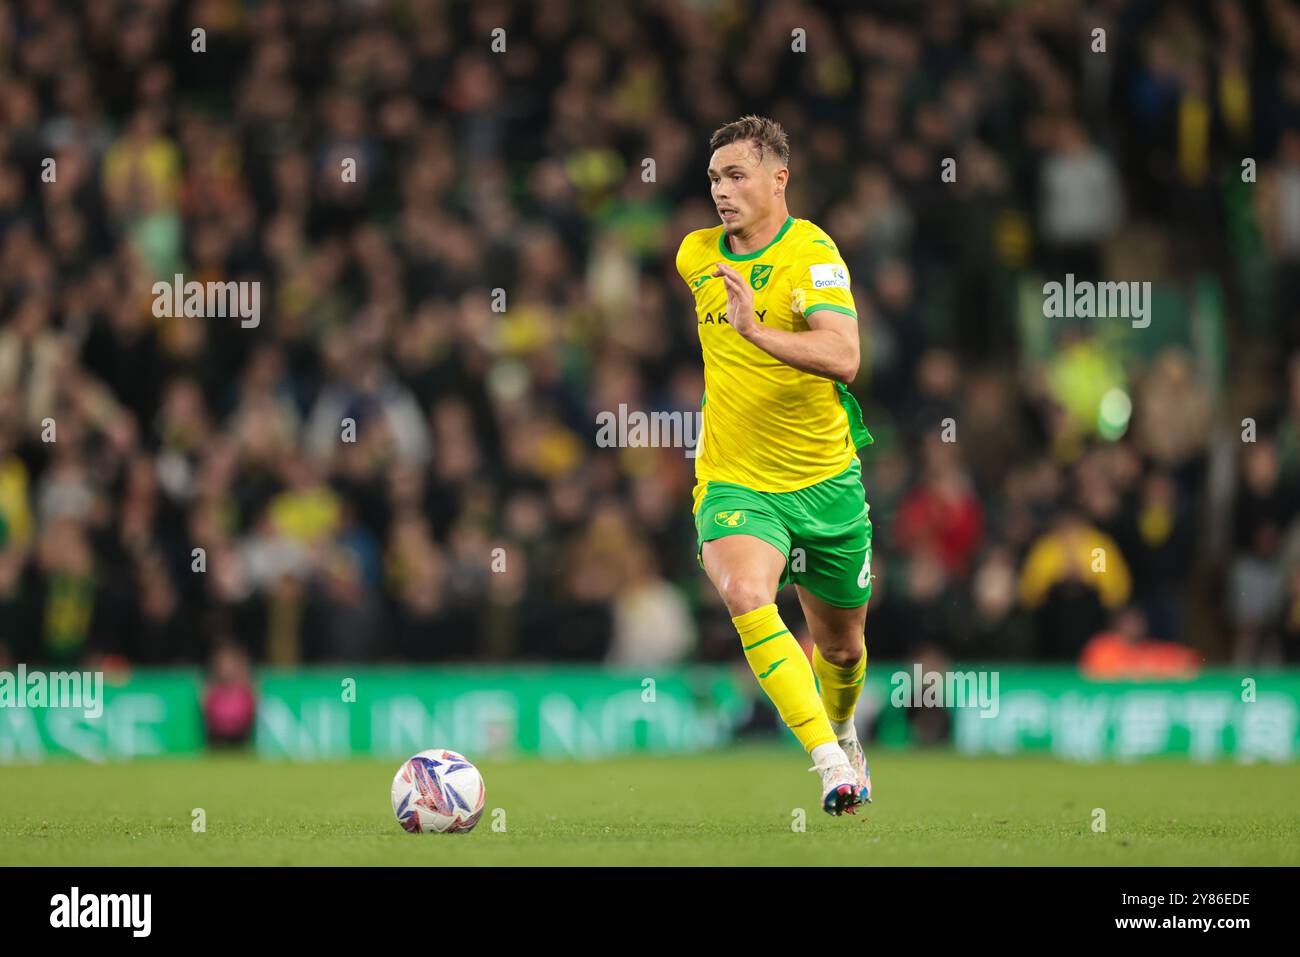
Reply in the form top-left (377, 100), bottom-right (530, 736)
top-left (839, 733), bottom-right (873, 805)
top-left (811, 757), bottom-right (869, 816)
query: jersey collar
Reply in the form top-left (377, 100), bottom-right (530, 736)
top-left (718, 215), bottom-right (795, 262)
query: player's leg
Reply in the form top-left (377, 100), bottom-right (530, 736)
top-left (694, 483), bottom-right (852, 811)
top-left (800, 586), bottom-right (868, 738)
top-left (798, 586), bottom-right (871, 802)
top-left (785, 460), bottom-right (875, 807)
top-left (700, 534), bottom-right (858, 814)
top-left (699, 534), bottom-right (837, 754)
top-left (699, 533), bottom-right (784, 618)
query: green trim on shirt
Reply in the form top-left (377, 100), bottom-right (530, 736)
top-left (803, 302), bottom-right (858, 320)
top-left (717, 215), bottom-right (795, 262)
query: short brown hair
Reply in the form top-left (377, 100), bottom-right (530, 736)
top-left (709, 115), bottom-right (790, 167)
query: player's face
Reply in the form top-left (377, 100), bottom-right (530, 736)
top-left (708, 141), bottom-right (779, 234)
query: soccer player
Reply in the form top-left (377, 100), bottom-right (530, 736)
top-left (676, 115), bottom-right (875, 816)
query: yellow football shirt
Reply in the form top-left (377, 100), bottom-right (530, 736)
top-left (675, 215), bottom-right (872, 493)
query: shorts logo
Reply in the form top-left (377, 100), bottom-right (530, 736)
top-left (809, 263), bottom-right (849, 289)
top-left (749, 264), bottom-right (773, 290)
top-left (714, 510), bottom-right (747, 527)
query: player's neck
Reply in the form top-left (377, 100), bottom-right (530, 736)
top-left (725, 207), bottom-right (791, 255)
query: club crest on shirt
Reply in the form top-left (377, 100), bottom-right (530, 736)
top-left (749, 264), bottom-right (773, 290)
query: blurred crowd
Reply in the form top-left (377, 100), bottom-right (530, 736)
top-left (1, 0), bottom-right (1299, 674)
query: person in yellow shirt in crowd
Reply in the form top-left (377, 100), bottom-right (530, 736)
top-left (1019, 508), bottom-right (1132, 660)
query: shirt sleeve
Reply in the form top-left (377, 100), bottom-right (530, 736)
top-left (790, 243), bottom-right (857, 321)
top-left (674, 234), bottom-right (694, 287)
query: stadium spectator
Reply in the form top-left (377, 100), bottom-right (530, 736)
top-left (202, 639), bottom-right (257, 748)
top-left (1018, 508), bottom-right (1133, 660)
top-left (1080, 606), bottom-right (1201, 680)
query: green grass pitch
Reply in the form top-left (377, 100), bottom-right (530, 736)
top-left (2, 745), bottom-right (1297, 865)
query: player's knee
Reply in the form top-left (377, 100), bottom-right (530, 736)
top-left (718, 576), bottom-right (775, 617)
top-left (818, 642), bottom-right (864, 668)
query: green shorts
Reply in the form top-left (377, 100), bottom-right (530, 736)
top-left (692, 460), bottom-right (873, 608)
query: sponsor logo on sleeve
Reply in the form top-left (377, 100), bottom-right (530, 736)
top-left (809, 263), bottom-right (849, 289)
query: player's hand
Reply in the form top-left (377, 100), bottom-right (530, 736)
top-left (713, 262), bottom-right (758, 340)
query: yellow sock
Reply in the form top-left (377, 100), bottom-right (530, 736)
top-left (733, 603), bottom-right (835, 752)
top-left (812, 642), bottom-right (866, 731)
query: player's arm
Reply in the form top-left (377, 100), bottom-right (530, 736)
top-left (712, 261), bottom-right (859, 384)
top-left (744, 306), bottom-right (859, 384)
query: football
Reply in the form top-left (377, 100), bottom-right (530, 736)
top-left (391, 749), bottom-right (486, 834)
